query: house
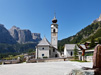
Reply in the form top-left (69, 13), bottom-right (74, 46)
top-left (64, 44), bottom-right (77, 57)
top-left (64, 44), bottom-right (86, 57)
top-left (84, 42), bottom-right (98, 49)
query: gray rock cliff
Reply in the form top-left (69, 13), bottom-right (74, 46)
top-left (32, 33), bottom-right (42, 42)
top-left (9, 26), bottom-right (41, 44)
top-left (0, 24), bottom-right (16, 44)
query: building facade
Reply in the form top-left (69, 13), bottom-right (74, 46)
top-left (64, 44), bottom-right (86, 57)
top-left (35, 16), bottom-right (61, 59)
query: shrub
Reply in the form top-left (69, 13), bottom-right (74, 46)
top-left (0, 62), bottom-right (2, 65)
top-left (43, 56), bottom-right (48, 58)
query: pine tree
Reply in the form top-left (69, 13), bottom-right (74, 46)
top-left (98, 37), bottom-right (101, 44)
top-left (74, 45), bottom-right (78, 60)
top-left (90, 36), bottom-right (95, 48)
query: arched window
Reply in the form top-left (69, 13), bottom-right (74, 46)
top-left (53, 29), bottom-right (55, 33)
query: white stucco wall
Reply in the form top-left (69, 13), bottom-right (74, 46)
top-left (64, 47), bottom-right (67, 57)
top-left (37, 46), bottom-right (49, 58)
top-left (64, 49), bottom-right (74, 57)
top-left (51, 24), bottom-right (58, 49)
top-left (67, 50), bottom-right (74, 57)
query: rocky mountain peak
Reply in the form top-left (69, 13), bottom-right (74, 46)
top-left (0, 24), bottom-right (16, 44)
top-left (93, 14), bottom-right (101, 23)
top-left (0, 24), bottom-right (4, 27)
top-left (9, 26), bottom-right (42, 44)
top-left (11, 25), bottom-right (20, 30)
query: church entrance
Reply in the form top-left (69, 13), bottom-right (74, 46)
top-left (55, 54), bottom-right (58, 57)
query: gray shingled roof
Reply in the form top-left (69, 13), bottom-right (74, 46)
top-left (65, 44), bottom-right (76, 50)
top-left (38, 37), bottom-right (51, 46)
top-left (65, 44), bottom-right (86, 50)
top-left (80, 44), bottom-right (86, 49)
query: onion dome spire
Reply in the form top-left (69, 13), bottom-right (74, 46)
top-left (52, 12), bottom-right (57, 23)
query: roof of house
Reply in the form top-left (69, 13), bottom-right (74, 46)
top-left (64, 44), bottom-right (78, 50)
top-left (64, 44), bottom-right (86, 50)
top-left (78, 49), bottom-right (94, 52)
top-left (80, 44), bottom-right (86, 49)
top-left (37, 37), bottom-right (51, 46)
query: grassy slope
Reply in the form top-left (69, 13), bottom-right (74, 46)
top-left (58, 21), bottom-right (101, 46)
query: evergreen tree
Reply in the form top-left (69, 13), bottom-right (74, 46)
top-left (74, 45), bottom-right (78, 60)
top-left (98, 37), bottom-right (101, 44)
top-left (90, 36), bottom-right (95, 48)
top-left (58, 46), bottom-right (64, 52)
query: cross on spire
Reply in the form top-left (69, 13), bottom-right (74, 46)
top-left (54, 12), bottom-right (56, 19)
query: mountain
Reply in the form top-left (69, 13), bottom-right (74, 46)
top-left (9, 26), bottom-right (41, 44)
top-left (93, 14), bottom-right (101, 23)
top-left (32, 33), bottom-right (42, 42)
top-left (80, 26), bottom-right (101, 43)
top-left (0, 24), bottom-right (16, 44)
top-left (0, 25), bottom-right (42, 53)
top-left (58, 21), bottom-right (101, 47)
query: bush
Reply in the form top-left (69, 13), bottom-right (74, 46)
top-left (85, 53), bottom-right (93, 56)
top-left (0, 62), bottom-right (2, 65)
top-left (98, 37), bottom-right (101, 44)
top-left (43, 56), bottom-right (48, 58)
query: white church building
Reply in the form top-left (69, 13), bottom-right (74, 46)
top-left (36, 16), bottom-right (61, 59)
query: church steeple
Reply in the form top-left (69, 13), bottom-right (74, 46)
top-left (52, 13), bottom-right (57, 23)
top-left (51, 14), bottom-right (58, 49)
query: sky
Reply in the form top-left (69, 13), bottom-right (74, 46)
top-left (0, 0), bottom-right (101, 42)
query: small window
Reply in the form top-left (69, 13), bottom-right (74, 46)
top-left (42, 48), bottom-right (44, 50)
top-left (42, 54), bottom-right (44, 56)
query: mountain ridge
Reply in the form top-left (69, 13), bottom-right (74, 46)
top-left (58, 21), bottom-right (101, 47)
top-left (0, 25), bottom-right (42, 53)
top-left (9, 26), bottom-right (42, 44)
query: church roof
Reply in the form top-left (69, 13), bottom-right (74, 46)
top-left (37, 37), bottom-right (51, 46)
top-left (64, 44), bottom-right (81, 50)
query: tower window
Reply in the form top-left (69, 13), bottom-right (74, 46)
top-left (53, 29), bottom-right (55, 33)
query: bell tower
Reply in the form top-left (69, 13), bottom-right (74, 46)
top-left (51, 14), bottom-right (58, 49)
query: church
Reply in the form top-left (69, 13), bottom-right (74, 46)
top-left (35, 15), bottom-right (61, 59)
